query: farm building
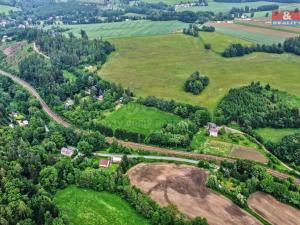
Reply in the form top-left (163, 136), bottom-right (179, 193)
top-left (208, 123), bottom-right (220, 137)
top-left (99, 159), bottom-right (110, 168)
top-left (61, 147), bottom-right (75, 157)
top-left (112, 156), bottom-right (122, 163)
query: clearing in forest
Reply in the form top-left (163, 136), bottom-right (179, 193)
top-left (100, 102), bottom-right (181, 135)
top-left (128, 163), bottom-right (262, 225)
top-left (54, 186), bottom-right (149, 225)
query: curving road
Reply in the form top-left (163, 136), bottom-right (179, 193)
top-left (0, 69), bottom-right (299, 185)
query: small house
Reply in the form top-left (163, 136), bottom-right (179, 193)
top-left (61, 147), bottom-right (75, 157)
top-left (99, 159), bottom-right (110, 168)
top-left (208, 123), bottom-right (219, 137)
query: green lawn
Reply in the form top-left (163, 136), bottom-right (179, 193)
top-left (0, 4), bottom-right (19, 14)
top-left (255, 128), bottom-right (299, 143)
top-left (63, 70), bottom-right (77, 82)
top-left (100, 32), bottom-right (300, 111)
top-left (54, 186), bottom-right (149, 225)
top-left (60, 20), bottom-right (187, 39)
top-left (100, 102), bottom-right (182, 135)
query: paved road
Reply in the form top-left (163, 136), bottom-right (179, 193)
top-left (94, 153), bottom-right (200, 165)
top-left (1, 69), bottom-right (299, 185)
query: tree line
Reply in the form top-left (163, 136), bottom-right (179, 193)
top-left (223, 37), bottom-right (300, 57)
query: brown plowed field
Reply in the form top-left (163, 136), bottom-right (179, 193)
top-left (127, 163), bottom-right (262, 225)
top-left (248, 192), bottom-right (300, 225)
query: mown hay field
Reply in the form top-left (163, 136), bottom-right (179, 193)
top-left (61, 20), bottom-right (187, 39)
top-left (100, 32), bottom-right (300, 111)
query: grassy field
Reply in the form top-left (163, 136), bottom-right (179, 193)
top-left (212, 25), bottom-right (286, 44)
top-left (255, 128), bottom-right (299, 143)
top-left (100, 32), bottom-right (300, 111)
top-left (0, 4), bottom-right (19, 14)
top-left (176, 0), bottom-right (288, 13)
top-left (60, 20), bottom-right (187, 39)
top-left (100, 102), bottom-right (181, 135)
top-left (54, 186), bottom-right (149, 225)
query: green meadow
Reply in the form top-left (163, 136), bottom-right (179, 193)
top-left (100, 102), bottom-right (181, 135)
top-left (61, 20), bottom-right (187, 39)
top-left (213, 26), bottom-right (286, 44)
top-left (54, 186), bottom-right (149, 225)
top-left (0, 4), bottom-right (19, 14)
top-left (100, 32), bottom-right (300, 111)
top-left (255, 128), bottom-right (299, 143)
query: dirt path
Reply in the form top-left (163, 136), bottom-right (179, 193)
top-left (33, 42), bottom-right (50, 59)
top-left (0, 69), bottom-right (299, 185)
top-left (248, 192), bottom-right (300, 225)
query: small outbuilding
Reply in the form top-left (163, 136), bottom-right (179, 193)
top-left (61, 147), bottom-right (75, 157)
top-left (99, 159), bottom-right (110, 168)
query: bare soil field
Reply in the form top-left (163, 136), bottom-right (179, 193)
top-left (230, 146), bottom-right (267, 163)
top-left (127, 163), bottom-right (262, 225)
top-left (211, 22), bottom-right (297, 38)
top-left (3, 42), bottom-right (26, 56)
top-left (248, 192), bottom-right (300, 225)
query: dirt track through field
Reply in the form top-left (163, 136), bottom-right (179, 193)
top-left (1, 69), bottom-right (299, 185)
top-left (128, 163), bottom-right (262, 225)
top-left (248, 192), bottom-right (300, 225)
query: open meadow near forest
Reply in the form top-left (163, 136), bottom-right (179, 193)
top-left (61, 20), bottom-right (187, 39)
top-left (254, 128), bottom-right (299, 143)
top-left (100, 32), bottom-right (300, 111)
top-left (248, 192), bottom-right (300, 225)
top-left (128, 163), bottom-right (262, 225)
top-left (54, 186), bottom-right (149, 225)
top-left (210, 22), bottom-right (294, 44)
top-left (0, 4), bottom-right (19, 14)
top-left (100, 102), bottom-right (181, 135)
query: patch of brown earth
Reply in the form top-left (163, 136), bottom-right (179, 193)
top-left (249, 192), bottom-right (300, 225)
top-left (127, 163), bottom-right (262, 225)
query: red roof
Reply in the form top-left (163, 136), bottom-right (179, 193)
top-left (99, 159), bottom-right (110, 167)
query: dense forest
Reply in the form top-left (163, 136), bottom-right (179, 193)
top-left (266, 132), bottom-right (300, 166)
top-left (215, 82), bottom-right (300, 129)
top-left (16, 29), bottom-right (115, 68)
